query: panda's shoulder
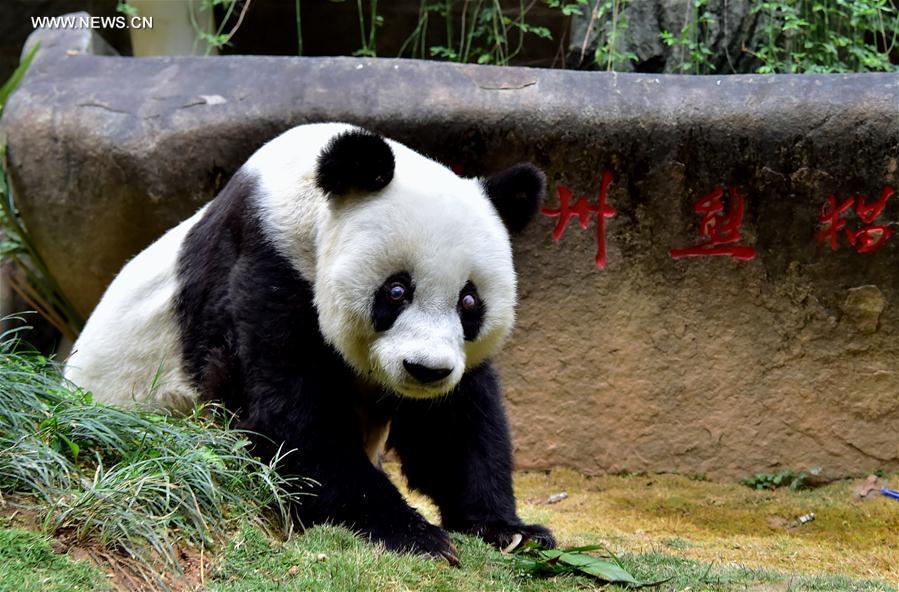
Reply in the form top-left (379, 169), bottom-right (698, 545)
top-left (179, 168), bottom-right (258, 264)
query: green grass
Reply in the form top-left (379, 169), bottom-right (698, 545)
top-left (2, 324), bottom-right (896, 591)
top-left (0, 322), bottom-right (302, 573)
top-left (0, 527), bottom-right (111, 592)
top-left (2, 518), bottom-right (895, 591)
top-left (203, 522), bottom-right (896, 592)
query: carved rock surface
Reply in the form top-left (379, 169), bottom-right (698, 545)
top-left (4, 22), bottom-right (899, 478)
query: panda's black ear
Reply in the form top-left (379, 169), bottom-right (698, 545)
top-left (482, 163), bottom-right (546, 234)
top-left (316, 130), bottom-right (395, 196)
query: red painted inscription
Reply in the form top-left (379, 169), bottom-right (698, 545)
top-left (816, 187), bottom-right (894, 253)
top-left (670, 186), bottom-right (757, 261)
top-left (541, 170), bottom-right (617, 269)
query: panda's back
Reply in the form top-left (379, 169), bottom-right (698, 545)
top-left (64, 207), bottom-right (207, 410)
top-left (62, 123), bottom-right (349, 409)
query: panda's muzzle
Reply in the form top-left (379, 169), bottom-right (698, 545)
top-left (403, 360), bottom-right (453, 384)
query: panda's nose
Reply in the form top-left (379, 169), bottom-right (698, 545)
top-left (403, 360), bottom-right (453, 384)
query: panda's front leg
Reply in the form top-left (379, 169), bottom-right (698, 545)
top-left (239, 383), bottom-right (460, 564)
top-left (299, 450), bottom-right (460, 564)
top-left (388, 363), bottom-right (556, 551)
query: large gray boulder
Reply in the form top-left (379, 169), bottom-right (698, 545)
top-left (3, 21), bottom-right (899, 478)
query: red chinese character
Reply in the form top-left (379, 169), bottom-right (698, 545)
top-left (856, 186), bottom-right (893, 223)
top-left (816, 195), bottom-right (855, 251)
top-left (816, 187), bottom-right (894, 253)
top-left (670, 186), bottom-right (757, 260)
top-left (541, 170), bottom-right (616, 269)
top-left (847, 226), bottom-right (891, 253)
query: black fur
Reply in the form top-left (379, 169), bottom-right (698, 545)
top-left (316, 130), bottom-right (395, 196)
top-left (483, 163), bottom-right (546, 234)
top-left (457, 281), bottom-right (484, 341)
top-left (372, 272), bottom-right (414, 332)
top-left (175, 166), bottom-right (553, 565)
top-left (389, 365), bottom-right (555, 550)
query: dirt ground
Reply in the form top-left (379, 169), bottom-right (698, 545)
top-left (389, 464), bottom-right (899, 585)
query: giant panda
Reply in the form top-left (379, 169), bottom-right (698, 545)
top-left (64, 122), bottom-right (554, 563)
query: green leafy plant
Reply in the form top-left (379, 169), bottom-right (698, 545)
top-left (546, 0), bottom-right (591, 17)
top-left (750, 0), bottom-right (898, 73)
top-left (399, 1), bottom-right (562, 66)
top-left (0, 321), bottom-right (304, 575)
top-left (191, 0), bottom-right (253, 55)
top-left (353, 0), bottom-right (383, 57)
top-left (0, 45), bottom-right (84, 341)
top-left (115, 1), bottom-right (138, 19)
top-left (117, 0), bottom-right (252, 55)
top-left (513, 542), bottom-right (665, 587)
top-left (581, 0), bottom-right (896, 74)
top-left (661, 0), bottom-right (715, 74)
top-left (586, 0), bottom-right (638, 71)
top-left (740, 467), bottom-right (823, 491)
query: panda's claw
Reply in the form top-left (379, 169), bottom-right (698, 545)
top-left (464, 521), bottom-right (557, 551)
top-left (502, 533), bottom-right (524, 553)
top-left (440, 545), bottom-right (462, 567)
top-left (412, 523), bottom-right (460, 566)
top-left (373, 519), bottom-right (460, 565)
top-left (519, 523), bottom-right (557, 549)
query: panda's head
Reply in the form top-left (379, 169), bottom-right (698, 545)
top-left (312, 129), bottom-right (544, 399)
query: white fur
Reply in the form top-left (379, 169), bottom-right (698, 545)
top-left (247, 123), bottom-right (517, 398)
top-left (64, 206), bottom-right (207, 410)
top-left (243, 123), bottom-right (344, 279)
top-left (246, 123), bottom-right (519, 398)
top-left (315, 154), bottom-right (515, 397)
top-left (309, 128), bottom-right (516, 399)
top-left (67, 122), bottom-right (519, 406)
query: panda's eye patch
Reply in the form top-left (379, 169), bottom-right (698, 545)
top-left (458, 282), bottom-right (485, 341)
top-left (373, 272), bottom-right (414, 332)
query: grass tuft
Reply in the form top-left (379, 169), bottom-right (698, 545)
top-left (0, 319), bottom-right (306, 572)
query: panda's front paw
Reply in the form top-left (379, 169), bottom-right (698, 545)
top-left (466, 521), bottom-right (556, 551)
top-left (372, 520), bottom-right (460, 566)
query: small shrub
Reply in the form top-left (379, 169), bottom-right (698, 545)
top-left (740, 467), bottom-right (823, 491)
top-left (751, 0), bottom-right (899, 74)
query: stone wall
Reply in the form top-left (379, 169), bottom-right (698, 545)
top-left (4, 22), bottom-right (898, 478)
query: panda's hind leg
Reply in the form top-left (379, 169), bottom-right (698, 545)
top-left (388, 363), bottom-right (556, 550)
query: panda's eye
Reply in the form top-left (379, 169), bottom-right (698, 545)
top-left (458, 281), bottom-right (485, 341)
top-left (388, 283), bottom-right (407, 301)
top-left (372, 272), bottom-right (414, 332)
